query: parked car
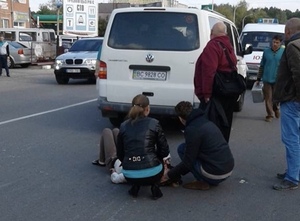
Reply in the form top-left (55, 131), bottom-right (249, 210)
top-left (7, 41), bottom-right (36, 68)
top-left (54, 37), bottom-right (103, 84)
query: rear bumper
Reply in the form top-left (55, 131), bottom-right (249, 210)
top-left (98, 96), bottom-right (178, 118)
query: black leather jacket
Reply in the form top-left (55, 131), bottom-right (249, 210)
top-left (117, 117), bottom-right (170, 170)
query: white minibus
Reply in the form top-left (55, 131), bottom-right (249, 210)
top-left (0, 28), bottom-right (56, 61)
top-left (97, 7), bottom-right (252, 126)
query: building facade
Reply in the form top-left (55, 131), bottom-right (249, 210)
top-left (0, 0), bottom-right (30, 28)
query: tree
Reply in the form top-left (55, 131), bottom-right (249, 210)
top-left (36, 0), bottom-right (61, 14)
top-left (98, 17), bottom-right (109, 37)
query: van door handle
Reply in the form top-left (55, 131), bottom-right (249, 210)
top-left (142, 92), bottom-right (154, 97)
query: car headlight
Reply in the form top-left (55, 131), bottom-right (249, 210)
top-left (55, 59), bottom-right (64, 66)
top-left (54, 59), bottom-right (64, 70)
top-left (85, 59), bottom-right (97, 65)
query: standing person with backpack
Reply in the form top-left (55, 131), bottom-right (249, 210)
top-left (194, 22), bottom-right (241, 142)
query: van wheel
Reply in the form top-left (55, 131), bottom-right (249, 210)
top-left (234, 92), bottom-right (245, 112)
top-left (55, 75), bottom-right (69, 84)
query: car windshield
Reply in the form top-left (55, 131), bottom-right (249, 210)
top-left (69, 39), bottom-right (102, 52)
top-left (8, 41), bottom-right (26, 48)
top-left (108, 12), bottom-right (199, 51)
top-left (240, 31), bottom-right (284, 51)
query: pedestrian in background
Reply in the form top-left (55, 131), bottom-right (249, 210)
top-left (255, 35), bottom-right (284, 122)
top-left (0, 34), bottom-right (10, 77)
top-left (273, 18), bottom-right (300, 191)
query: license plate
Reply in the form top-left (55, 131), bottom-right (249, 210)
top-left (132, 70), bottom-right (167, 81)
top-left (66, 69), bottom-right (80, 73)
top-left (249, 75), bottom-right (257, 80)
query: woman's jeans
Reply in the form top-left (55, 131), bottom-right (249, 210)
top-left (280, 101), bottom-right (300, 185)
top-left (177, 143), bottom-right (225, 185)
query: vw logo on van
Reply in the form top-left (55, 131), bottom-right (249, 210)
top-left (145, 54), bottom-right (154, 63)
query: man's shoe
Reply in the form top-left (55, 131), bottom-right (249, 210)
top-left (275, 110), bottom-right (280, 118)
top-left (277, 172), bottom-right (286, 180)
top-left (92, 159), bottom-right (105, 166)
top-left (265, 116), bottom-right (273, 122)
top-left (183, 180), bottom-right (210, 190)
top-left (273, 180), bottom-right (298, 190)
top-left (7, 75), bottom-right (10, 77)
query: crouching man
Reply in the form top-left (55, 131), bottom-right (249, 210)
top-left (162, 101), bottom-right (234, 190)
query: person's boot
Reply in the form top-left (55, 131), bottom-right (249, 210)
top-left (182, 180), bottom-right (210, 190)
top-left (151, 184), bottom-right (163, 200)
top-left (128, 184), bottom-right (140, 198)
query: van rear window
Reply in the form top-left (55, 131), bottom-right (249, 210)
top-left (108, 12), bottom-right (199, 51)
top-left (240, 32), bottom-right (284, 51)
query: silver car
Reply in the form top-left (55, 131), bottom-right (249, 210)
top-left (54, 37), bottom-right (103, 84)
top-left (7, 41), bottom-right (36, 68)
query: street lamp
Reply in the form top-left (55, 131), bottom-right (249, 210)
top-left (242, 14), bottom-right (253, 29)
top-left (233, 2), bottom-right (245, 24)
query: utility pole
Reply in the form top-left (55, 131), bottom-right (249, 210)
top-left (56, 0), bottom-right (63, 57)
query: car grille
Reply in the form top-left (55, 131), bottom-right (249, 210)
top-left (65, 59), bottom-right (83, 64)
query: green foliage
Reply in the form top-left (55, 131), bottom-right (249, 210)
top-left (98, 17), bottom-right (109, 37)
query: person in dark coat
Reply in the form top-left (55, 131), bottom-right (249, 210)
top-left (161, 101), bottom-right (234, 190)
top-left (117, 94), bottom-right (170, 199)
top-left (194, 21), bottom-right (239, 142)
top-left (273, 18), bottom-right (300, 191)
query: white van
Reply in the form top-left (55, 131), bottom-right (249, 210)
top-left (96, 7), bottom-right (251, 126)
top-left (240, 23), bottom-right (285, 84)
top-left (0, 28), bottom-right (56, 62)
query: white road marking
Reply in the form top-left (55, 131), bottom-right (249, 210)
top-left (0, 99), bottom-right (97, 126)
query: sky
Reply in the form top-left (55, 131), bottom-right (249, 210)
top-left (30, 0), bottom-right (299, 12)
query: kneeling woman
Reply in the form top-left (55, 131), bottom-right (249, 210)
top-left (117, 94), bottom-right (170, 200)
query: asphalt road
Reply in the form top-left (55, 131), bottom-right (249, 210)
top-left (0, 67), bottom-right (299, 221)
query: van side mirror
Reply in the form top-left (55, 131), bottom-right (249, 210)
top-left (244, 44), bottom-right (253, 55)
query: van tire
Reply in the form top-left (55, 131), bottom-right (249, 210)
top-left (234, 92), bottom-right (245, 112)
top-left (55, 75), bottom-right (69, 85)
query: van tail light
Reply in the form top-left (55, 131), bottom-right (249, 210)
top-left (98, 61), bottom-right (107, 79)
top-left (18, 49), bottom-right (24, 54)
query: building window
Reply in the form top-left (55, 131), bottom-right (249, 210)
top-left (2, 19), bottom-right (9, 28)
top-left (13, 22), bottom-right (25, 28)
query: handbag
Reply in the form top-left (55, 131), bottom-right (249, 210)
top-left (213, 42), bottom-right (246, 97)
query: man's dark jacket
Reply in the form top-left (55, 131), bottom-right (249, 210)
top-left (274, 32), bottom-right (300, 103)
top-left (168, 108), bottom-right (234, 179)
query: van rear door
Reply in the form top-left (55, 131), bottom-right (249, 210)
top-left (101, 10), bottom-right (200, 108)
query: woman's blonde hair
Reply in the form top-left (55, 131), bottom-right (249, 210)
top-left (127, 94), bottom-right (149, 122)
